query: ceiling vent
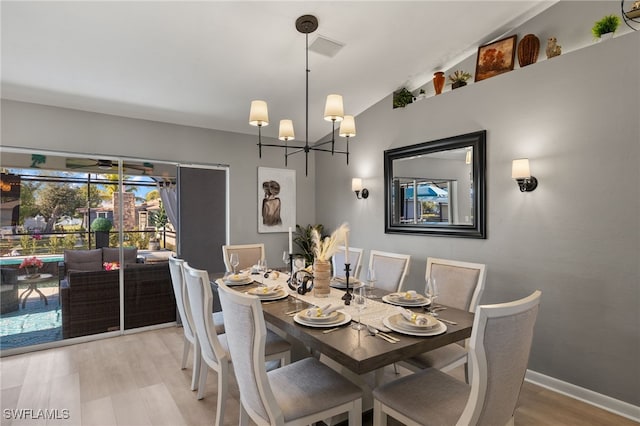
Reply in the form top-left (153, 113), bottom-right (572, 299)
top-left (309, 35), bottom-right (344, 58)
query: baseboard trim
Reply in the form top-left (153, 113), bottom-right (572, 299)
top-left (525, 370), bottom-right (640, 422)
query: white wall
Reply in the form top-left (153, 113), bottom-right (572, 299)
top-left (315, 30), bottom-right (640, 406)
top-left (0, 101), bottom-right (317, 268)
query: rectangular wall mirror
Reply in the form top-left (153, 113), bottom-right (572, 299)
top-left (384, 130), bottom-right (486, 238)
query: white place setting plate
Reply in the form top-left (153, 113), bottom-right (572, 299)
top-left (248, 289), bottom-right (289, 301)
top-left (294, 311), bottom-right (352, 328)
top-left (383, 313), bottom-right (446, 336)
top-left (382, 293), bottom-right (431, 307)
top-left (224, 274), bottom-right (254, 286)
top-left (247, 286), bottom-right (283, 297)
top-left (330, 277), bottom-right (364, 289)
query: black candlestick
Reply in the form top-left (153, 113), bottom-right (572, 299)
top-left (288, 253), bottom-right (294, 285)
top-left (341, 263), bottom-right (352, 305)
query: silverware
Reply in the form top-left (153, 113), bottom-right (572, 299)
top-left (284, 308), bottom-right (303, 315)
top-left (367, 326), bottom-right (397, 343)
top-left (367, 325), bottom-right (400, 342)
top-left (437, 318), bottom-right (458, 325)
top-left (322, 327), bottom-right (341, 334)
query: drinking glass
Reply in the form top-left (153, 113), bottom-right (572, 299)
top-left (258, 258), bottom-right (268, 284)
top-left (366, 267), bottom-right (378, 298)
top-left (352, 286), bottom-right (367, 330)
top-left (230, 253), bottom-right (239, 275)
top-left (282, 251), bottom-right (290, 268)
top-left (425, 277), bottom-right (439, 314)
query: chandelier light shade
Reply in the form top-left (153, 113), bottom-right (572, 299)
top-left (249, 100), bottom-right (269, 126)
top-left (278, 120), bottom-right (295, 141)
top-left (324, 94), bottom-right (344, 122)
top-left (249, 14), bottom-right (356, 176)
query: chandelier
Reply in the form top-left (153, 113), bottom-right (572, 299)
top-left (249, 14), bottom-right (356, 176)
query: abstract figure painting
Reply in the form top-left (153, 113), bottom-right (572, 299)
top-left (258, 167), bottom-right (296, 233)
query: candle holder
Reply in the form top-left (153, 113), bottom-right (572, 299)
top-left (288, 253), bottom-right (294, 286)
top-left (341, 263), bottom-right (352, 305)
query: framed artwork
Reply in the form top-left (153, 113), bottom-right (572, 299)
top-left (258, 167), bottom-right (296, 233)
top-left (475, 35), bottom-right (517, 82)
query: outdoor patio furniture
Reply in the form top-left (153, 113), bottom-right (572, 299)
top-left (0, 267), bottom-right (19, 314)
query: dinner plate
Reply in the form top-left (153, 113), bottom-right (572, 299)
top-left (382, 294), bottom-right (431, 307)
top-left (387, 313), bottom-right (439, 331)
top-left (247, 286), bottom-right (282, 297)
top-left (294, 311), bottom-right (351, 328)
top-left (302, 309), bottom-right (339, 323)
top-left (250, 289), bottom-right (289, 301)
top-left (330, 278), bottom-right (364, 289)
top-left (224, 276), bottom-right (254, 286)
top-left (383, 315), bottom-right (446, 336)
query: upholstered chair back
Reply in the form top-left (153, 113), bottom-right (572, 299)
top-left (168, 257), bottom-right (196, 340)
top-left (368, 250), bottom-right (411, 292)
top-left (426, 258), bottom-right (486, 312)
top-left (332, 246), bottom-right (364, 280)
top-left (222, 243), bottom-right (265, 272)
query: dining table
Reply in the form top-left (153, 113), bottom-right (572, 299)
top-left (211, 270), bottom-right (474, 376)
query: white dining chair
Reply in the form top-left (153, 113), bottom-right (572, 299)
top-left (331, 246), bottom-right (364, 279)
top-left (400, 257), bottom-right (486, 381)
top-left (367, 250), bottom-right (411, 292)
top-left (168, 256), bottom-right (225, 391)
top-left (217, 280), bottom-right (363, 426)
top-left (183, 263), bottom-right (291, 426)
top-left (373, 290), bottom-right (541, 426)
top-left (222, 243), bottom-right (265, 272)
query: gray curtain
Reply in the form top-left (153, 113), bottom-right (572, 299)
top-left (158, 183), bottom-right (178, 229)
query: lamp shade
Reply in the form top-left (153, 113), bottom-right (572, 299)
top-left (249, 100), bottom-right (269, 126)
top-left (324, 94), bottom-right (344, 122)
top-left (339, 115), bottom-right (356, 138)
top-left (512, 158), bottom-right (531, 179)
top-left (278, 119), bottom-right (295, 141)
top-left (352, 178), bottom-right (363, 192)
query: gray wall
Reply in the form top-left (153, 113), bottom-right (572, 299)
top-left (0, 100), bottom-right (317, 269)
top-left (315, 30), bottom-right (640, 405)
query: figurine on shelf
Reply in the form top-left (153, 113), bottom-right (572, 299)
top-left (546, 37), bottom-right (561, 59)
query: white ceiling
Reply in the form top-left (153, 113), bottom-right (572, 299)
top-left (1, 1), bottom-right (553, 143)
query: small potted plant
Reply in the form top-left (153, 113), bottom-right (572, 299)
top-left (90, 217), bottom-right (113, 249)
top-left (592, 14), bottom-right (621, 40)
top-left (392, 88), bottom-right (414, 108)
top-left (448, 70), bottom-right (472, 89)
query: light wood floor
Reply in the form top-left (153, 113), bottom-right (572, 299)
top-left (1, 326), bottom-right (637, 426)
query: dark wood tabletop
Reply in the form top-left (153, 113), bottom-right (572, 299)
top-left (212, 274), bottom-right (474, 375)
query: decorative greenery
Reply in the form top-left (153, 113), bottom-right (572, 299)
top-left (393, 88), bottom-right (414, 108)
top-left (90, 217), bottom-right (113, 232)
top-left (448, 70), bottom-right (472, 83)
top-left (294, 224), bottom-right (325, 265)
top-left (592, 14), bottom-right (620, 38)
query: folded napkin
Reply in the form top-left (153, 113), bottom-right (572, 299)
top-left (255, 284), bottom-right (281, 294)
top-left (396, 307), bottom-right (430, 325)
top-left (306, 304), bottom-right (338, 317)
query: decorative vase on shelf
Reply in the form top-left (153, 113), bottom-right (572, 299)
top-left (433, 72), bottom-right (445, 95)
top-left (452, 81), bottom-right (467, 90)
top-left (517, 34), bottom-right (540, 67)
top-left (312, 259), bottom-right (331, 298)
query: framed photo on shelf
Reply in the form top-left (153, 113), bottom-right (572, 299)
top-left (257, 167), bottom-right (296, 233)
top-left (475, 35), bottom-right (517, 82)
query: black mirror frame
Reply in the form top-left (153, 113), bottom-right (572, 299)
top-left (384, 130), bottom-right (486, 239)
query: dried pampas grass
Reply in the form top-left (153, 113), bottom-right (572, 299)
top-left (311, 223), bottom-right (349, 262)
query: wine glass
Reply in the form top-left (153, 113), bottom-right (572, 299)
top-left (230, 253), bottom-right (239, 275)
top-left (352, 286), bottom-right (367, 330)
top-left (258, 258), bottom-right (268, 285)
top-left (366, 267), bottom-right (378, 299)
top-left (282, 251), bottom-right (290, 269)
top-left (425, 277), bottom-right (439, 315)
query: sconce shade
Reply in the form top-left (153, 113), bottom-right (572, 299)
top-left (465, 150), bottom-right (472, 165)
top-left (278, 119), bottom-right (295, 141)
top-left (339, 115), bottom-right (356, 138)
top-left (512, 158), bottom-right (538, 192)
top-left (324, 94), bottom-right (344, 122)
top-left (249, 100), bottom-right (269, 126)
top-left (352, 178), bottom-right (363, 192)
top-left (512, 158), bottom-right (531, 179)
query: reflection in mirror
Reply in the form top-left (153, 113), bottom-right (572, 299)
top-left (384, 131), bottom-right (486, 238)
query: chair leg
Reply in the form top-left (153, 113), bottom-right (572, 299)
top-left (373, 399), bottom-right (385, 426)
top-left (348, 399), bottom-right (362, 426)
top-left (393, 362), bottom-right (399, 375)
top-left (215, 363), bottom-right (228, 426)
top-left (191, 341), bottom-right (201, 391)
top-left (282, 351), bottom-right (291, 366)
top-left (239, 404), bottom-right (250, 426)
top-left (181, 337), bottom-right (190, 370)
top-left (196, 361), bottom-right (208, 400)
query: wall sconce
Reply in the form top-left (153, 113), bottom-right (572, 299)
top-left (512, 158), bottom-right (538, 192)
top-left (352, 178), bottom-right (369, 199)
